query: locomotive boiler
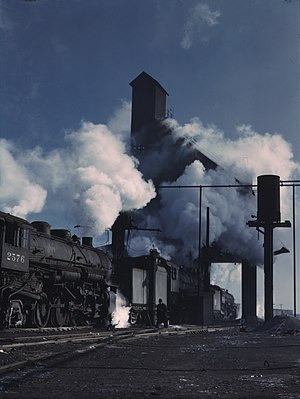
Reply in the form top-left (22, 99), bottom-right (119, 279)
top-left (0, 211), bottom-right (115, 328)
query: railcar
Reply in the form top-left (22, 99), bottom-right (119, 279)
top-left (114, 249), bottom-right (239, 326)
top-left (0, 211), bottom-right (115, 328)
top-left (115, 249), bottom-right (238, 326)
top-left (114, 249), bottom-right (180, 326)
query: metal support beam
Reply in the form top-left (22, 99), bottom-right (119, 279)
top-left (198, 186), bottom-right (202, 295)
top-left (247, 219), bottom-right (291, 321)
top-left (264, 224), bottom-right (273, 321)
top-left (242, 261), bottom-right (257, 323)
top-left (292, 185), bottom-right (296, 317)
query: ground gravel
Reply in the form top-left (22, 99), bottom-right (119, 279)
top-left (0, 326), bottom-right (299, 398)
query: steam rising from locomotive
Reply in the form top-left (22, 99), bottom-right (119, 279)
top-left (0, 116), bottom-right (156, 235)
top-left (0, 77), bottom-right (298, 257)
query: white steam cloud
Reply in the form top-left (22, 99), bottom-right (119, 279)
top-left (0, 139), bottom-right (47, 218)
top-left (127, 234), bottom-right (177, 260)
top-left (0, 102), bottom-right (156, 234)
top-left (113, 292), bottom-right (131, 328)
top-left (1, 96), bottom-right (299, 274)
top-left (127, 117), bottom-right (300, 267)
top-left (181, 3), bottom-right (221, 49)
top-left (66, 122), bottom-right (155, 231)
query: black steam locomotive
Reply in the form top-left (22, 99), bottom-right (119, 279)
top-left (0, 211), bottom-right (115, 328)
top-left (0, 210), bottom-right (239, 329)
top-left (211, 285), bottom-right (238, 321)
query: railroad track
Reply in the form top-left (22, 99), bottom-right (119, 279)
top-left (0, 325), bottom-right (234, 377)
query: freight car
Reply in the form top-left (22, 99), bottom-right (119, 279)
top-left (0, 211), bottom-right (115, 328)
top-left (114, 248), bottom-right (239, 326)
top-left (113, 249), bottom-right (180, 326)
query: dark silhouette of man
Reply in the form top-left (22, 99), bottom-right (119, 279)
top-left (156, 298), bottom-right (168, 328)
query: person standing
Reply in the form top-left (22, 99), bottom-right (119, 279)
top-left (156, 298), bottom-right (168, 328)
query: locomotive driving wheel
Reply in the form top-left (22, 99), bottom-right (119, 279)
top-left (33, 293), bottom-right (50, 328)
top-left (50, 296), bottom-right (69, 327)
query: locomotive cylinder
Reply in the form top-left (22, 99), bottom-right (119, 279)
top-left (54, 270), bottom-right (82, 282)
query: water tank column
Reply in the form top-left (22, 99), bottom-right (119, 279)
top-left (247, 175), bottom-right (291, 321)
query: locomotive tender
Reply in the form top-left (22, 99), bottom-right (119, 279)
top-left (114, 248), bottom-right (180, 326)
top-left (0, 211), bottom-right (115, 328)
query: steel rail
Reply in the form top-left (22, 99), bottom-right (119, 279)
top-left (0, 326), bottom-right (228, 376)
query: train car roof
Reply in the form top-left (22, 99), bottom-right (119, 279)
top-left (115, 254), bottom-right (178, 270)
top-left (0, 211), bottom-right (32, 227)
top-left (165, 259), bottom-right (179, 268)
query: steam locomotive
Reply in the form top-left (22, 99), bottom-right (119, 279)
top-left (0, 211), bottom-right (115, 328)
top-left (211, 285), bottom-right (238, 321)
top-left (0, 210), bottom-right (238, 329)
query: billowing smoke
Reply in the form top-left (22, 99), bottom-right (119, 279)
top-left (0, 139), bottom-right (47, 218)
top-left (128, 117), bottom-right (300, 266)
top-left (1, 98), bottom-right (298, 270)
top-left (0, 103), bottom-right (155, 236)
top-left (126, 234), bottom-right (176, 260)
top-left (64, 122), bottom-right (155, 231)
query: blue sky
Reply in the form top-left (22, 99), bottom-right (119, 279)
top-left (1, 0), bottom-right (299, 159)
top-left (1, 1), bottom-right (300, 312)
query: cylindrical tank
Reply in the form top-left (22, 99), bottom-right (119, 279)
top-left (31, 221), bottom-right (51, 235)
top-left (257, 175), bottom-right (281, 223)
top-left (51, 229), bottom-right (71, 240)
top-left (30, 230), bottom-right (112, 281)
top-left (82, 237), bottom-right (93, 247)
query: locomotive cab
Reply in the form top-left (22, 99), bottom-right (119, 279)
top-left (0, 212), bottom-right (32, 328)
top-left (0, 213), bottom-right (30, 273)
